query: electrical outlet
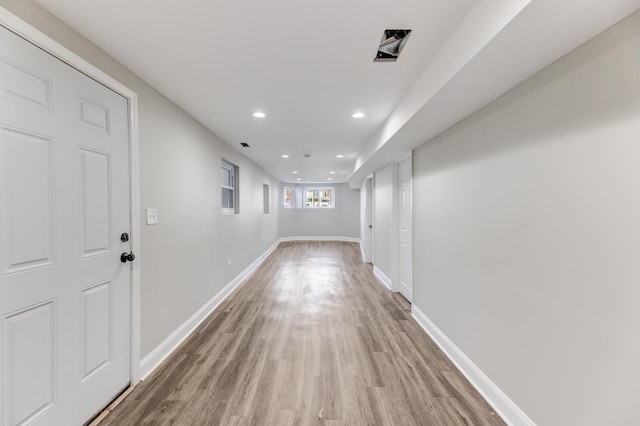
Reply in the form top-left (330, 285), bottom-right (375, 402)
top-left (146, 208), bottom-right (158, 225)
top-left (227, 258), bottom-right (232, 266)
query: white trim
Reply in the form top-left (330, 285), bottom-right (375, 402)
top-left (139, 239), bottom-right (281, 379)
top-left (371, 176), bottom-right (375, 265)
top-left (397, 155), bottom-right (413, 303)
top-left (279, 236), bottom-right (360, 243)
top-left (411, 305), bottom-right (535, 426)
top-left (128, 94), bottom-right (141, 384)
top-left (373, 265), bottom-right (392, 291)
top-left (390, 162), bottom-right (399, 292)
top-left (0, 8), bottom-right (142, 384)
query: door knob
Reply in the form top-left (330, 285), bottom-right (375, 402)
top-left (120, 252), bottom-right (135, 263)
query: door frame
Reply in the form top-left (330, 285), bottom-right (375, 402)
top-left (397, 155), bottom-right (413, 302)
top-left (0, 7), bottom-right (142, 384)
top-left (370, 176), bottom-right (375, 265)
top-left (361, 175), bottom-right (374, 263)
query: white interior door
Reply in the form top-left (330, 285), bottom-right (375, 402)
top-left (0, 25), bottom-right (131, 425)
top-left (398, 158), bottom-right (412, 302)
top-left (362, 177), bottom-right (374, 263)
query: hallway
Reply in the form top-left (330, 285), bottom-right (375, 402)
top-left (100, 241), bottom-right (503, 425)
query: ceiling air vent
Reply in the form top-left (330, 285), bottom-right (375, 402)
top-left (374, 29), bottom-right (412, 62)
top-left (240, 142), bottom-right (250, 148)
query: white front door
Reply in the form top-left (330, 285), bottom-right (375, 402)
top-left (0, 25), bottom-right (131, 425)
top-left (398, 158), bottom-right (412, 302)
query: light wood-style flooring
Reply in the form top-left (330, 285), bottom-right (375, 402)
top-left (101, 241), bottom-right (504, 425)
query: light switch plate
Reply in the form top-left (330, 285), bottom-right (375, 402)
top-left (146, 208), bottom-right (158, 225)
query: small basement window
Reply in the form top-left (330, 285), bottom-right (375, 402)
top-left (283, 186), bottom-right (296, 208)
top-left (221, 159), bottom-right (239, 214)
top-left (304, 187), bottom-right (335, 208)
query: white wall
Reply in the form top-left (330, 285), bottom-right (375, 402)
top-left (278, 183), bottom-right (360, 239)
top-left (373, 165), bottom-right (393, 280)
top-left (0, 0), bottom-right (281, 359)
top-left (412, 10), bottom-right (640, 425)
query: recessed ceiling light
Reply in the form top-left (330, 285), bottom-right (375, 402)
top-left (336, 154), bottom-right (344, 158)
top-left (329, 171), bottom-right (335, 174)
top-left (253, 111), bottom-right (266, 118)
top-left (352, 112), bottom-right (365, 119)
top-left (281, 154), bottom-right (289, 158)
top-left (296, 178), bottom-right (301, 181)
top-left (328, 178), bottom-right (333, 181)
top-left (292, 171), bottom-right (298, 174)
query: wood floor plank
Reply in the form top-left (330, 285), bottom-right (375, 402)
top-left (100, 241), bottom-right (504, 425)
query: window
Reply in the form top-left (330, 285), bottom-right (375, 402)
top-left (304, 187), bottom-right (335, 208)
top-left (283, 186), bottom-right (335, 209)
top-left (283, 186), bottom-right (295, 208)
top-left (221, 160), bottom-right (238, 214)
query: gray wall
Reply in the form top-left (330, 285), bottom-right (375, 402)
top-left (278, 183), bottom-right (360, 239)
top-left (0, 0), bottom-right (281, 359)
top-left (412, 11), bottom-right (640, 425)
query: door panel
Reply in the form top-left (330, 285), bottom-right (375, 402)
top-left (80, 281), bottom-right (112, 383)
top-left (0, 126), bottom-right (55, 275)
top-left (76, 96), bottom-right (109, 134)
top-left (0, 57), bottom-right (52, 113)
top-left (0, 24), bottom-right (130, 425)
top-left (3, 301), bottom-right (56, 426)
top-left (79, 148), bottom-right (112, 257)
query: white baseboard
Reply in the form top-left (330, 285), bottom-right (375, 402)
top-left (411, 305), bottom-right (535, 426)
top-left (139, 240), bottom-right (280, 380)
top-left (359, 241), bottom-right (374, 264)
top-left (373, 265), bottom-right (392, 291)
top-left (279, 236), bottom-right (360, 243)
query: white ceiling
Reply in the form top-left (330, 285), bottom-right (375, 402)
top-left (33, 0), bottom-right (640, 187)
